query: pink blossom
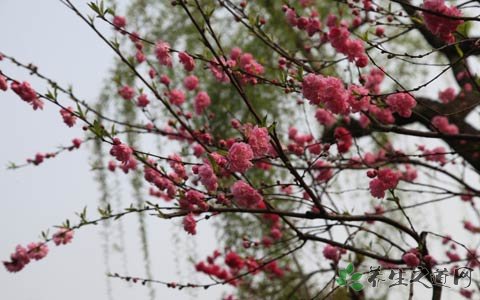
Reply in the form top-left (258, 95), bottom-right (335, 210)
top-left (110, 138), bottom-right (133, 163)
top-left (183, 213), bottom-right (197, 235)
top-left (423, 0), bottom-right (463, 43)
top-left (402, 252), bottom-right (420, 267)
top-left (238, 53), bottom-right (264, 84)
top-left (178, 52), bottom-right (195, 72)
top-left (194, 91), bottom-right (211, 115)
top-left (11, 81), bottom-right (44, 110)
top-left (135, 50), bottom-right (145, 63)
top-left (0, 75), bottom-right (7, 91)
top-left (52, 228), bottom-right (74, 246)
top-left (402, 164), bottom-right (418, 182)
top-left (193, 144), bottom-right (205, 157)
top-left (72, 138), bottom-right (82, 149)
top-left (386, 93), bottom-right (417, 118)
top-left (60, 107), bottom-right (77, 127)
top-left (378, 168), bottom-right (401, 189)
top-left (423, 146), bottom-right (447, 164)
top-left (108, 160), bottom-right (116, 172)
top-left (160, 74), bottom-right (171, 85)
top-left (231, 180), bottom-right (263, 208)
top-left (328, 26), bottom-right (368, 67)
top-left (284, 6), bottom-right (298, 26)
top-left (230, 47), bottom-right (242, 60)
top-left (155, 41), bottom-right (172, 67)
top-left (3, 245), bottom-right (31, 272)
top-left (302, 74), bottom-right (349, 114)
top-left (369, 168), bottom-right (401, 198)
top-left (225, 251), bottom-right (244, 269)
top-left (227, 142), bottom-right (254, 173)
top-left (118, 85), bottom-right (135, 100)
top-left (363, 68), bottom-right (385, 93)
top-left (439, 87), bottom-right (456, 103)
top-left (348, 85), bottom-right (370, 112)
top-left (184, 75), bottom-right (199, 91)
top-left (369, 104), bottom-right (395, 124)
top-left (209, 57), bottom-right (233, 83)
top-left (314, 160), bottom-right (333, 182)
top-left (431, 116), bottom-right (459, 134)
top-left (113, 16), bottom-right (126, 29)
top-left (198, 163), bottom-right (218, 191)
top-left (323, 245), bottom-right (340, 262)
top-left (120, 157), bottom-right (137, 174)
top-left (248, 126), bottom-right (270, 157)
top-left (27, 242), bottom-right (49, 261)
top-left (137, 93), bottom-right (150, 107)
top-left (315, 108), bottom-right (336, 126)
top-left (369, 178), bottom-right (387, 198)
top-left (180, 190), bottom-right (208, 211)
top-left (334, 127), bottom-right (352, 153)
top-left (375, 26), bottom-right (385, 37)
top-left (168, 89), bottom-right (185, 106)
top-left (306, 18), bottom-right (321, 36)
top-left (31, 153), bottom-right (45, 165)
top-left (169, 154), bottom-right (187, 179)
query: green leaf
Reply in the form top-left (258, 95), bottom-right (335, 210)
top-left (351, 272), bottom-right (363, 281)
top-left (339, 269), bottom-right (348, 280)
top-left (455, 44), bottom-right (464, 57)
top-left (336, 277), bottom-right (346, 286)
top-left (350, 282), bottom-right (364, 291)
top-left (457, 21), bottom-right (472, 37)
top-left (346, 263), bottom-right (354, 274)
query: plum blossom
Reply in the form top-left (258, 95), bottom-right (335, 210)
top-left (227, 142), bottom-right (254, 173)
top-left (183, 213), bottom-right (197, 235)
top-left (184, 75), bottom-right (199, 91)
top-left (194, 91), bottom-right (211, 115)
top-left (52, 228), bottom-right (74, 246)
top-left (60, 107), bottom-right (77, 127)
top-left (155, 41), bottom-right (172, 67)
top-left (386, 92), bottom-right (417, 118)
top-left (423, 0), bottom-right (463, 43)
top-left (178, 52), bottom-right (195, 72)
top-left (431, 116), bottom-right (459, 134)
top-left (247, 126), bottom-right (270, 157)
top-left (231, 180), bottom-right (263, 208)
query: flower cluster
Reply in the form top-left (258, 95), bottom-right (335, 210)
top-left (4, 228), bottom-right (72, 273)
top-left (194, 91), bottom-right (211, 115)
top-left (423, 0), bottom-right (463, 43)
top-left (60, 107), bottom-right (77, 127)
top-left (385, 93), bottom-right (417, 118)
top-left (369, 168), bottom-right (401, 198)
top-left (302, 74), bottom-right (349, 114)
top-left (327, 20), bottom-right (368, 67)
top-left (231, 180), bottom-right (263, 208)
top-left (227, 142), bottom-right (254, 173)
top-left (282, 5), bottom-right (322, 37)
top-left (431, 116), bottom-right (459, 134)
top-left (11, 81), bottom-right (44, 110)
top-left (110, 138), bottom-right (134, 164)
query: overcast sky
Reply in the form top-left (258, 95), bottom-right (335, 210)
top-left (0, 1), bottom-right (226, 299)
